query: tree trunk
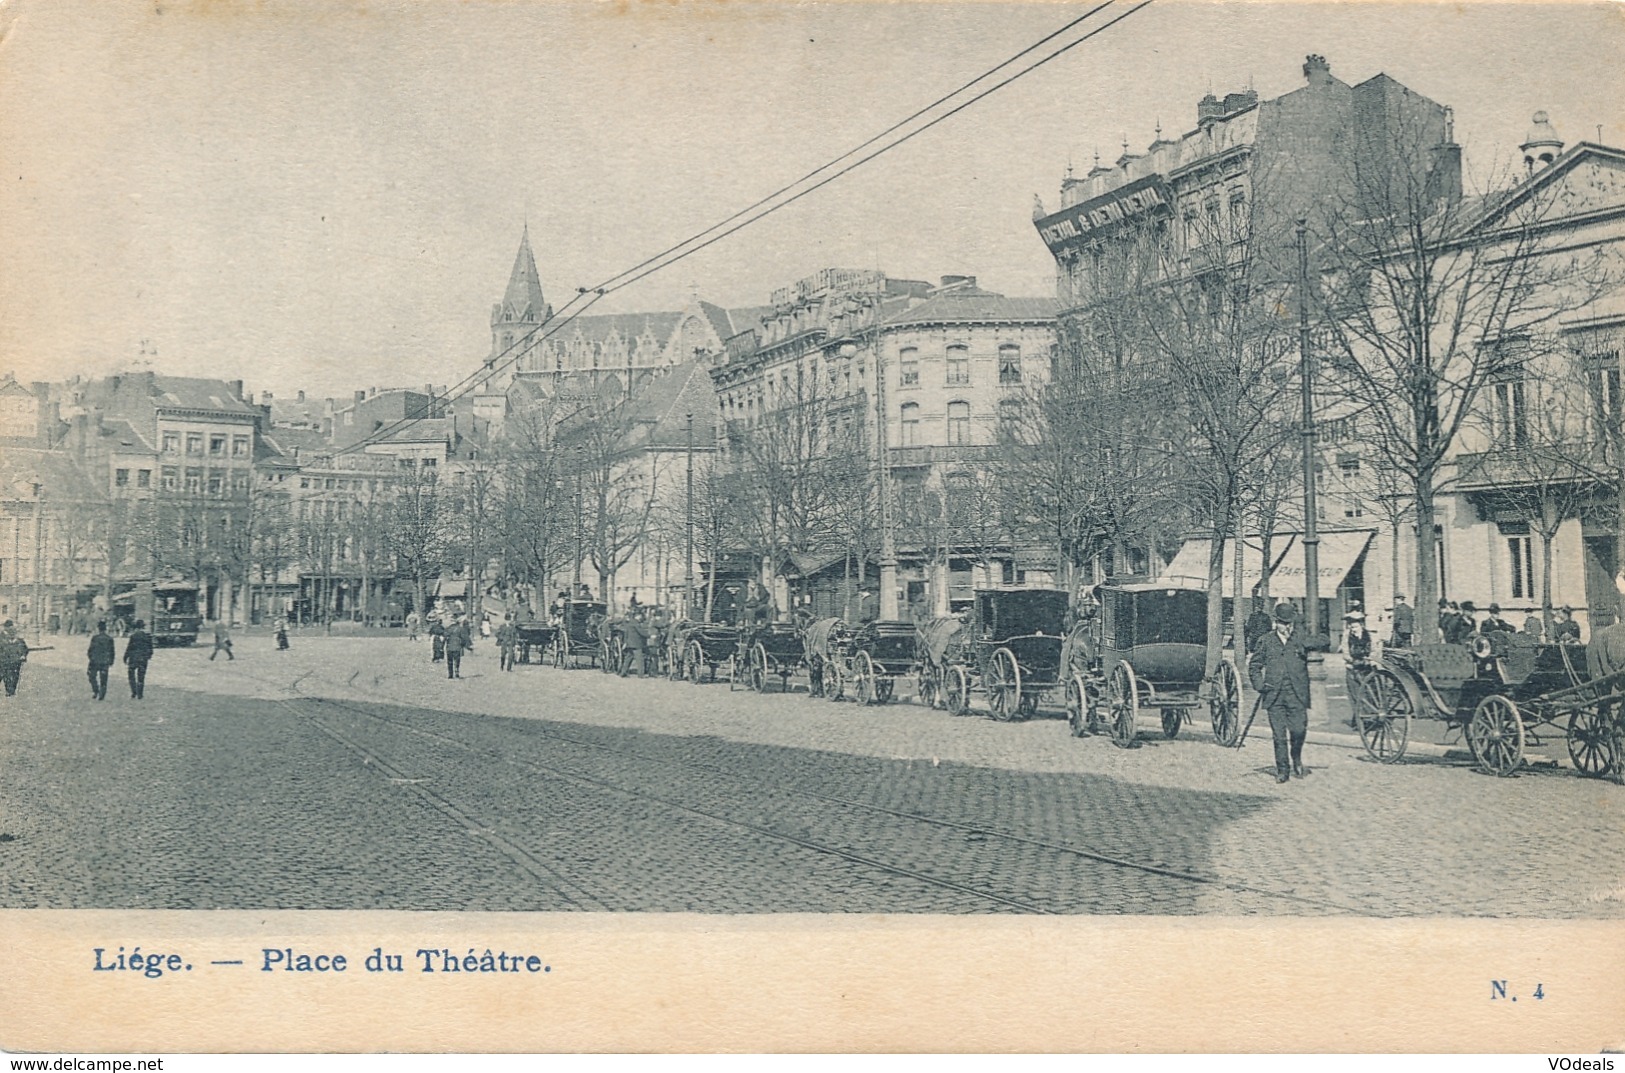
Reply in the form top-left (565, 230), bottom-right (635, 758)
top-left (1413, 478), bottom-right (1440, 643)
top-left (1202, 500), bottom-right (1231, 701)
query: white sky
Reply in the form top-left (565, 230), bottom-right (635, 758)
top-left (2, 0), bottom-right (1621, 400)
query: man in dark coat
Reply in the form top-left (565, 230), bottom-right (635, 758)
top-left (87, 620), bottom-right (116, 700)
top-left (619, 610), bottom-right (647, 677)
top-left (495, 615), bottom-right (518, 672)
top-left (1390, 594), bottom-right (1414, 648)
top-left (429, 618), bottom-right (446, 662)
top-left (445, 616), bottom-right (471, 679)
top-left (1481, 603), bottom-right (1516, 635)
top-left (1249, 602), bottom-right (1312, 783)
top-left (1243, 583), bottom-right (1272, 654)
top-left (0, 620), bottom-right (29, 697)
top-left (123, 619), bottom-right (154, 700)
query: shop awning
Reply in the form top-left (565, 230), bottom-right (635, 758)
top-left (434, 578), bottom-right (470, 598)
top-left (1158, 534), bottom-right (1292, 593)
top-left (1260, 530), bottom-right (1374, 599)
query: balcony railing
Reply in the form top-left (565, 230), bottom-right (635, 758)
top-left (1454, 442), bottom-right (1613, 492)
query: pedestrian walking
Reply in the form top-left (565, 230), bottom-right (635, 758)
top-left (275, 616), bottom-right (290, 651)
top-left (619, 610), bottom-right (647, 677)
top-left (209, 620), bottom-right (235, 661)
top-left (123, 619), bottom-right (154, 700)
top-left (480, 613), bottom-right (493, 640)
top-left (0, 620), bottom-right (29, 697)
top-left (429, 618), bottom-right (446, 662)
top-left (496, 615), bottom-right (518, 672)
top-left (445, 616), bottom-right (472, 679)
top-left (406, 611), bottom-right (421, 641)
top-left (87, 620), bottom-right (115, 700)
top-left (1248, 602), bottom-right (1312, 784)
top-left (1390, 594), bottom-right (1414, 648)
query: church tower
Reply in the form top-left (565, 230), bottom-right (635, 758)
top-left (490, 225), bottom-right (552, 370)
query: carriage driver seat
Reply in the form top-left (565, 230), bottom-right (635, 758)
top-left (1411, 642), bottom-right (1478, 687)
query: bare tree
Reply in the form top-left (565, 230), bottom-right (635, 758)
top-left (1313, 109), bottom-right (1609, 640)
top-left (390, 462), bottom-right (448, 620)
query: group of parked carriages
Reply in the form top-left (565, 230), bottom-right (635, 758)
top-left (504, 577), bottom-right (1623, 782)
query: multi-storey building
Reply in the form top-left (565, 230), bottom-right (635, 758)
top-left (709, 268), bottom-right (1056, 619)
top-left (63, 372), bottom-right (262, 622)
top-left (1035, 55), bottom-right (1458, 626)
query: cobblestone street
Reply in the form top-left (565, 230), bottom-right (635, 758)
top-left (4, 634), bottom-right (1623, 916)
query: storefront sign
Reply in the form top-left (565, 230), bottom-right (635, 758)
top-left (1034, 176), bottom-right (1172, 254)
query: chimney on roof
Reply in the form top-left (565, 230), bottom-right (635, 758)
top-left (354, 390), bottom-right (366, 404)
top-left (230, 379), bottom-right (244, 401)
top-left (1303, 54), bottom-right (1332, 87)
top-left (297, 390), bottom-right (306, 403)
top-left (1197, 93), bottom-right (1224, 130)
top-left (262, 391), bottom-right (274, 403)
top-left (369, 386), bottom-right (377, 398)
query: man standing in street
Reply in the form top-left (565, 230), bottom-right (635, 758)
top-left (0, 620), bottom-right (29, 698)
top-left (1390, 594), bottom-right (1414, 649)
top-left (619, 609), bottom-right (647, 677)
top-left (496, 614), bottom-right (518, 672)
top-left (87, 620), bottom-right (115, 700)
top-left (1243, 582), bottom-right (1272, 655)
top-left (445, 615), bottom-right (471, 679)
top-left (124, 619), bottom-right (154, 700)
top-left (209, 619), bottom-right (235, 661)
top-left (406, 610), bottom-right (420, 642)
top-left (1248, 602), bottom-right (1312, 784)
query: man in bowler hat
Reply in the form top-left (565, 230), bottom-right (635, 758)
top-left (123, 619), bottom-right (154, 699)
top-left (1249, 602), bottom-right (1312, 783)
top-left (87, 620), bottom-right (116, 700)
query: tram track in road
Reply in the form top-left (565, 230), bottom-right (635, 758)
top-left (277, 668), bottom-right (1381, 916)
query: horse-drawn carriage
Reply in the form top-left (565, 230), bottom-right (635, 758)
top-left (549, 599), bottom-right (608, 669)
top-left (925, 588), bottom-right (1071, 720)
top-left (677, 622), bottom-right (742, 685)
top-left (803, 617), bottom-right (917, 704)
top-left (742, 621), bottom-right (809, 693)
top-left (1351, 632), bottom-right (1625, 778)
top-left (514, 618), bottom-right (558, 665)
top-left (1062, 579), bottom-right (1241, 749)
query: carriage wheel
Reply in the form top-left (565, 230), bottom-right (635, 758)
top-left (853, 652), bottom-right (876, 706)
top-left (1107, 663), bottom-right (1138, 748)
top-left (1352, 665), bottom-right (1413, 763)
top-left (1065, 675), bottom-right (1092, 737)
top-left (1209, 659), bottom-right (1241, 747)
top-left (877, 677), bottom-right (895, 704)
top-left (749, 643), bottom-right (769, 693)
top-left (1566, 708), bottom-right (1618, 778)
top-left (686, 641), bottom-right (703, 684)
top-left (944, 665), bottom-right (969, 715)
top-left (1161, 708), bottom-right (1185, 740)
top-left (917, 666), bottom-right (939, 709)
top-left (1467, 695), bottom-right (1526, 777)
top-left (986, 648), bottom-right (1022, 722)
top-left (826, 661), bottom-right (846, 702)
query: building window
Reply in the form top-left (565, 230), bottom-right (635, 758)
top-left (947, 401), bottom-right (971, 446)
top-left (161, 466), bottom-right (178, 491)
top-left (207, 471), bottom-right (224, 495)
top-left (162, 432), bottom-right (179, 454)
top-left (233, 435), bottom-right (249, 457)
top-left (115, 468), bottom-right (129, 487)
top-left (137, 469), bottom-right (151, 489)
top-left (1491, 378), bottom-right (1529, 448)
top-left (209, 434), bottom-right (226, 456)
top-left (899, 403), bottom-right (920, 447)
top-left (946, 345), bottom-right (970, 386)
top-left (1338, 454), bottom-right (1360, 480)
top-left (1343, 505), bottom-right (1365, 519)
top-left (899, 347), bottom-right (920, 388)
top-left (185, 433), bottom-right (203, 456)
top-left (1508, 534), bottom-right (1535, 600)
top-left (185, 467), bottom-right (202, 493)
top-left (1587, 349), bottom-right (1622, 436)
top-left (998, 344), bottom-right (1022, 384)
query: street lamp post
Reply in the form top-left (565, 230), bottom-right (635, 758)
top-left (1297, 219), bottom-right (1321, 640)
top-left (573, 445), bottom-right (584, 592)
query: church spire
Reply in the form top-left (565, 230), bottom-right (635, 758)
top-left (501, 224), bottom-right (548, 323)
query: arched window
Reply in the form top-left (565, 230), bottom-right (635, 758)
top-left (899, 347), bottom-right (920, 388)
top-left (946, 401), bottom-right (971, 446)
top-left (998, 344), bottom-right (1022, 384)
top-left (946, 345), bottom-right (970, 385)
top-left (998, 396), bottom-right (1024, 437)
top-left (899, 402), bottom-right (921, 447)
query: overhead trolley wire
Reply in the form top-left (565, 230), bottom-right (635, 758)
top-left (340, 0), bottom-right (1155, 454)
